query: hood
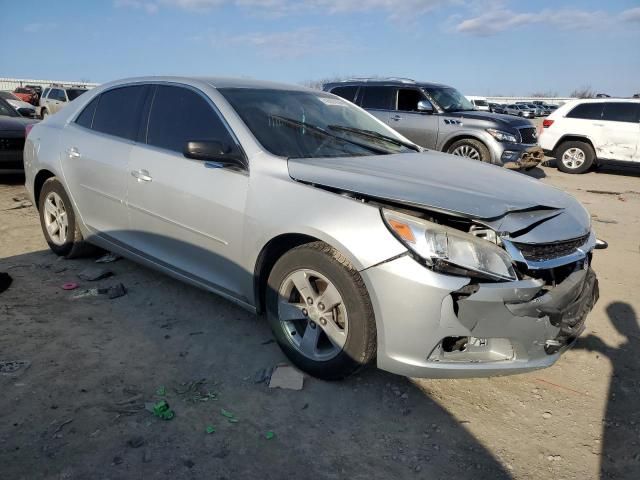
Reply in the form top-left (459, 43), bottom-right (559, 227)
top-left (7, 99), bottom-right (34, 110)
top-left (288, 151), bottom-right (591, 243)
top-left (0, 115), bottom-right (38, 132)
top-left (445, 110), bottom-right (532, 129)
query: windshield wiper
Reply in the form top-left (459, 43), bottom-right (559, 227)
top-left (327, 125), bottom-right (420, 152)
top-left (270, 115), bottom-right (391, 155)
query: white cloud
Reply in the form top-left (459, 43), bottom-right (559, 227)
top-left (114, 0), bottom-right (159, 14)
top-left (24, 22), bottom-right (58, 33)
top-left (621, 7), bottom-right (640, 23)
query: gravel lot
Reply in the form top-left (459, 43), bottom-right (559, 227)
top-left (1, 162), bottom-right (639, 480)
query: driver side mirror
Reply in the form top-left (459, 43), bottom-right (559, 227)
top-left (184, 140), bottom-right (247, 171)
top-left (417, 100), bottom-right (434, 114)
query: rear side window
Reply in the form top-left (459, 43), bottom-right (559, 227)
top-left (601, 102), bottom-right (639, 123)
top-left (92, 85), bottom-right (147, 141)
top-left (75, 96), bottom-right (99, 129)
top-left (329, 86), bottom-right (358, 102)
top-left (146, 85), bottom-right (234, 154)
top-left (360, 86), bottom-right (394, 110)
top-left (566, 103), bottom-right (604, 120)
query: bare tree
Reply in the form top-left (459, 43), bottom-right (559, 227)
top-left (570, 86), bottom-right (596, 99)
top-left (531, 90), bottom-right (559, 98)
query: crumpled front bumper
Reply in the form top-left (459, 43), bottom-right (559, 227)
top-left (501, 146), bottom-right (545, 170)
top-left (362, 255), bottom-right (598, 379)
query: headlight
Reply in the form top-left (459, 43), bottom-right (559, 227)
top-left (486, 128), bottom-right (518, 143)
top-left (382, 210), bottom-right (517, 281)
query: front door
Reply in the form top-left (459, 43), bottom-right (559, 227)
top-left (390, 88), bottom-right (439, 148)
top-left (126, 84), bottom-right (249, 299)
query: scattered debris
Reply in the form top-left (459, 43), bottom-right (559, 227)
top-left (0, 272), bottom-right (12, 294)
top-left (174, 379), bottom-right (217, 403)
top-left (71, 283), bottom-right (127, 300)
top-left (542, 412), bottom-right (553, 419)
top-left (592, 217), bottom-right (618, 225)
top-left (268, 364), bottom-right (304, 391)
top-left (127, 436), bottom-right (145, 448)
top-left (205, 425), bottom-right (216, 434)
top-left (254, 366), bottom-right (275, 384)
top-left (62, 282), bottom-right (79, 291)
top-left (220, 408), bottom-right (238, 423)
top-left (78, 267), bottom-right (113, 281)
top-left (96, 252), bottom-right (122, 264)
top-left (51, 418), bottom-right (73, 438)
top-left (0, 360), bottom-right (31, 375)
top-left (2, 199), bottom-right (32, 211)
top-left (586, 189), bottom-right (621, 196)
top-left (147, 400), bottom-right (175, 420)
top-left (264, 431), bottom-right (275, 440)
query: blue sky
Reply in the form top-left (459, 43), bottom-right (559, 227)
top-left (1, 0), bottom-right (639, 96)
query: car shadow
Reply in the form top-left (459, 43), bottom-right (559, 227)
top-left (542, 158), bottom-right (640, 178)
top-left (573, 302), bottom-right (640, 479)
top-left (0, 173), bottom-right (26, 185)
top-left (520, 166), bottom-right (547, 179)
top-left (0, 239), bottom-right (512, 479)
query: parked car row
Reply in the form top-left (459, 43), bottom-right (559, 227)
top-left (0, 97), bottom-right (38, 174)
top-left (0, 91), bottom-right (38, 118)
top-left (3, 84), bottom-right (88, 119)
top-left (21, 76), bottom-right (603, 381)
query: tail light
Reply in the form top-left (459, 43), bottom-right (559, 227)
top-left (542, 119), bottom-right (554, 128)
top-left (25, 123), bottom-right (35, 138)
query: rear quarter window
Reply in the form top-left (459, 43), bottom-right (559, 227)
top-left (601, 102), bottom-right (639, 123)
top-left (75, 96), bottom-right (100, 129)
top-left (329, 86), bottom-right (358, 102)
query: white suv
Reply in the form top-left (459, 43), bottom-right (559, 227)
top-left (539, 99), bottom-right (640, 173)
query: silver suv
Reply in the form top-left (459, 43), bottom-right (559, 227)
top-left (324, 79), bottom-right (543, 169)
top-left (39, 86), bottom-right (88, 118)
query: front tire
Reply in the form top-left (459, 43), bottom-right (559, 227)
top-left (265, 242), bottom-right (376, 380)
top-left (38, 178), bottom-right (93, 258)
top-left (555, 141), bottom-right (595, 174)
top-left (447, 138), bottom-right (491, 163)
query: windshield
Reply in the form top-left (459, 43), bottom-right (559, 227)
top-left (66, 89), bottom-right (87, 101)
top-left (218, 88), bottom-right (416, 158)
top-left (0, 98), bottom-right (19, 117)
top-left (473, 99), bottom-right (488, 107)
top-left (423, 86), bottom-right (475, 112)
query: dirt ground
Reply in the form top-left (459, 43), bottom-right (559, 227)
top-left (1, 161), bottom-right (639, 480)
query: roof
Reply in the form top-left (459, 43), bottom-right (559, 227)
top-left (323, 78), bottom-right (450, 89)
top-left (97, 76), bottom-right (313, 92)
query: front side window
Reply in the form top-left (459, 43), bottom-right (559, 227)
top-left (146, 85), bottom-right (235, 154)
top-left (219, 88), bottom-right (417, 159)
top-left (601, 102), bottom-right (639, 123)
top-left (566, 103), bottom-right (604, 120)
top-left (360, 86), bottom-right (394, 110)
top-left (92, 85), bottom-right (147, 140)
top-left (397, 88), bottom-right (425, 112)
top-left (423, 86), bottom-right (474, 113)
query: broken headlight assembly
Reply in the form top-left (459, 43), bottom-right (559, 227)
top-left (382, 209), bottom-right (517, 282)
top-left (486, 128), bottom-right (518, 143)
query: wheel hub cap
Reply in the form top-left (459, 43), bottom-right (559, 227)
top-left (452, 145), bottom-right (481, 160)
top-left (43, 192), bottom-right (69, 246)
top-left (562, 148), bottom-right (585, 169)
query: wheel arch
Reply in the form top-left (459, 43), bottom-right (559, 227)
top-left (33, 169), bottom-right (57, 210)
top-left (441, 134), bottom-right (493, 161)
top-left (253, 233), bottom-right (321, 314)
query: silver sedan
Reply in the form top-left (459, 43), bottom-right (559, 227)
top-left (24, 77), bottom-right (602, 379)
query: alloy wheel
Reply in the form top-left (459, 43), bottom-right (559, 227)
top-left (43, 191), bottom-right (69, 246)
top-left (451, 144), bottom-right (481, 160)
top-left (562, 147), bottom-right (585, 169)
top-left (278, 269), bottom-right (348, 361)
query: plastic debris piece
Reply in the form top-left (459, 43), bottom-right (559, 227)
top-left (268, 365), bottom-right (304, 390)
top-left (265, 431), bottom-right (275, 440)
top-left (151, 400), bottom-right (175, 420)
top-left (99, 283), bottom-right (127, 299)
top-left (71, 288), bottom-right (100, 299)
top-left (206, 425), bottom-right (216, 434)
top-left (227, 418), bottom-right (239, 424)
top-left (78, 266), bottom-right (113, 281)
top-left (220, 408), bottom-right (235, 419)
top-left (0, 360), bottom-right (31, 375)
top-left (62, 282), bottom-right (79, 290)
top-left (156, 386), bottom-right (166, 396)
top-left (96, 252), bottom-right (122, 263)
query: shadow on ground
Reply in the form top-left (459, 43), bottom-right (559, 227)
top-left (0, 244), bottom-right (512, 479)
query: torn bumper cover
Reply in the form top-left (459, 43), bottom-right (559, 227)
top-left (362, 255), bottom-right (599, 379)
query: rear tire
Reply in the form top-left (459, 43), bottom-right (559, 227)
top-left (38, 178), bottom-right (95, 258)
top-left (40, 109), bottom-right (48, 119)
top-left (265, 242), bottom-right (376, 380)
top-left (555, 141), bottom-right (595, 174)
top-left (447, 138), bottom-right (491, 163)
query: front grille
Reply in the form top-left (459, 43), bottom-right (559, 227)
top-left (514, 235), bottom-right (589, 262)
top-left (519, 127), bottom-right (538, 144)
top-left (0, 137), bottom-right (24, 151)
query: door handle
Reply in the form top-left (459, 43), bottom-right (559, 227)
top-left (66, 147), bottom-right (81, 158)
top-left (131, 169), bottom-right (152, 183)
top-left (391, 114), bottom-right (402, 121)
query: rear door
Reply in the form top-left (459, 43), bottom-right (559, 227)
top-left (563, 102), bottom-right (606, 156)
top-left (126, 84), bottom-right (249, 296)
top-left (60, 85), bottom-right (148, 239)
top-left (357, 86), bottom-right (393, 124)
top-left (390, 87), bottom-right (438, 148)
top-left (599, 102), bottom-right (640, 162)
